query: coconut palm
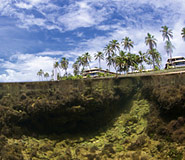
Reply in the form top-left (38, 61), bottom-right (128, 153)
top-left (53, 61), bottom-right (60, 80)
top-left (60, 57), bottom-right (69, 76)
top-left (104, 44), bottom-right (113, 71)
top-left (94, 51), bottom-right (104, 69)
top-left (122, 37), bottom-right (134, 51)
top-left (115, 56), bottom-right (124, 74)
top-left (145, 33), bottom-right (157, 69)
top-left (105, 56), bottom-right (113, 71)
top-left (126, 53), bottom-right (139, 72)
top-left (104, 44), bottom-right (113, 57)
top-left (181, 27), bottom-right (185, 41)
top-left (164, 41), bottom-right (175, 60)
top-left (37, 69), bottom-right (44, 81)
top-left (72, 61), bottom-right (80, 76)
top-left (109, 40), bottom-right (120, 55)
top-left (153, 49), bottom-right (162, 69)
top-left (51, 70), bottom-right (54, 81)
top-left (132, 54), bottom-right (140, 71)
top-left (77, 56), bottom-right (85, 73)
top-left (147, 49), bottom-right (162, 69)
top-left (82, 52), bottom-right (91, 69)
top-left (160, 26), bottom-right (174, 63)
top-left (107, 40), bottom-right (120, 72)
top-left (115, 50), bottom-right (127, 73)
top-left (160, 26), bottom-right (173, 41)
top-left (44, 72), bottom-right (49, 80)
top-left (138, 51), bottom-right (148, 70)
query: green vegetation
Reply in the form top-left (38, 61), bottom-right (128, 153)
top-left (37, 26), bottom-right (185, 81)
top-left (60, 57), bottom-right (69, 76)
top-left (122, 36), bottom-right (134, 52)
top-left (94, 51), bottom-right (104, 69)
top-left (37, 69), bottom-right (49, 81)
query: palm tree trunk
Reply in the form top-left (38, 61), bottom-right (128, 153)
top-left (99, 58), bottom-right (101, 69)
top-left (170, 51), bottom-right (173, 66)
top-left (152, 54), bottom-right (155, 70)
top-left (58, 68), bottom-right (61, 77)
top-left (88, 63), bottom-right (91, 70)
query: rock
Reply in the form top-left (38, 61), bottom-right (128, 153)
top-left (20, 94), bottom-right (27, 100)
top-left (90, 146), bottom-right (99, 153)
top-left (103, 144), bottom-right (115, 154)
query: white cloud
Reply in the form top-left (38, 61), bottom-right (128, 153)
top-left (57, 1), bottom-right (107, 31)
top-left (0, 52), bottom-right (78, 82)
top-left (15, 2), bottom-right (32, 9)
top-left (0, 53), bottom-right (55, 82)
top-left (76, 32), bottom-right (84, 37)
top-left (27, 0), bottom-right (48, 5)
top-left (0, 0), bottom-right (185, 32)
top-left (37, 51), bottom-right (64, 56)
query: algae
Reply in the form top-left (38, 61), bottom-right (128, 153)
top-left (0, 74), bottom-right (185, 159)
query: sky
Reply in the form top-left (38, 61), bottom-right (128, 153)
top-left (0, 0), bottom-right (185, 82)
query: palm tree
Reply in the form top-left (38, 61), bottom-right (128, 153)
top-left (51, 70), bottom-right (54, 81)
top-left (132, 54), bottom-right (140, 71)
top-left (122, 37), bottom-right (134, 51)
top-left (153, 49), bottom-right (162, 69)
top-left (60, 57), bottom-right (69, 76)
top-left (115, 56), bottom-right (124, 74)
top-left (160, 26), bottom-right (174, 63)
top-left (104, 44), bottom-right (113, 71)
top-left (82, 52), bottom-right (91, 69)
top-left (181, 27), bottom-right (185, 41)
top-left (115, 50), bottom-right (127, 73)
top-left (44, 72), bottom-right (49, 80)
top-left (145, 33), bottom-right (157, 69)
top-left (138, 51), bottom-right (148, 70)
top-left (106, 56), bottom-right (113, 71)
top-left (126, 53), bottom-right (139, 72)
top-left (77, 56), bottom-right (85, 73)
top-left (109, 40), bottom-right (120, 55)
top-left (164, 41), bottom-right (175, 60)
top-left (72, 61), bottom-right (80, 76)
top-left (160, 26), bottom-right (173, 41)
top-left (147, 49), bottom-right (162, 69)
top-left (53, 61), bottom-right (60, 80)
top-left (37, 69), bottom-right (44, 81)
top-left (94, 51), bottom-right (104, 69)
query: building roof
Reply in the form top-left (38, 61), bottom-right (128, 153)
top-left (82, 68), bottom-right (117, 75)
top-left (167, 56), bottom-right (184, 60)
top-left (83, 68), bottom-right (106, 72)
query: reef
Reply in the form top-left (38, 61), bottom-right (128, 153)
top-left (0, 73), bottom-right (184, 159)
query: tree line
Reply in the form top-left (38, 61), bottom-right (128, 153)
top-left (37, 26), bottom-right (185, 81)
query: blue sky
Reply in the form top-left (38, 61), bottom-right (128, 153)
top-left (0, 0), bottom-right (185, 82)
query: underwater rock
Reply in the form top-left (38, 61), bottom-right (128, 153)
top-left (103, 144), bottom-right (115, 154)
top-left (0, 73), bottom-right (184, 159)
top-left (0, 135), bottom-right (7, 151)
top-left (20, 94), bottom-right (27, 100)
top-left (90, 146), bottom-right (99, 153)
top-left (0, 143), bottom-right (24, 160)
top-left (127, 135), bottom-right (146, 150)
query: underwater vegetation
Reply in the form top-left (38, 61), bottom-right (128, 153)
top-left (0, 73), bottom-right (184, 159)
